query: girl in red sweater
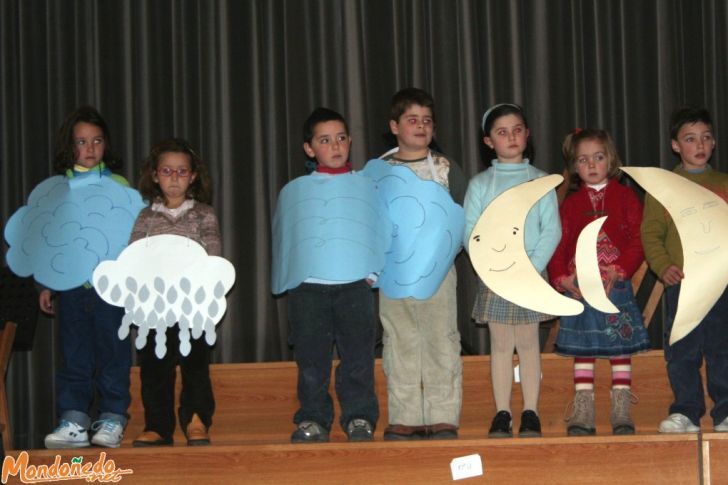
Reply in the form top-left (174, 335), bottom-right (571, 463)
top-left (548, 129), bottom-right (650, 436)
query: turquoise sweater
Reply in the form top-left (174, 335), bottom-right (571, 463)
top-left (463, 159), bottom-right (561, 273)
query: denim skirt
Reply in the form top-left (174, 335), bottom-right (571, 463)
top-left (555, 280), bottom-right (651, 357)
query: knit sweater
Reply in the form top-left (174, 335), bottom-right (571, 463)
top-left (641, 164), bottom-right (728, 278)
top-left (548, 178), bottom-right (643, 287)
top-left (382, 150), bottom-right (467, 205)
top-left (129, 200), bottom-right (221, 256)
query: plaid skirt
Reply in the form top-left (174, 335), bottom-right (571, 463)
top-left (472, 278), bottom-right (554, 325)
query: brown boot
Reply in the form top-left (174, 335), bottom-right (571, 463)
top-left (566, 390), bottom-right (596, 436)
top-left (610, 388), bottom-right (637, 435)
top-left (186, 414), bottom-right (210, 446)
top-left (132, 430), bottom-right (173, 447)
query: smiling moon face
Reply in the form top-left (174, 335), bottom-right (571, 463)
top-left (469, 174), bottom-right (584, 316)
top-left (621, 166), bottom-right (728, 344)
top-left (575, 216), bottom-right (619, 314)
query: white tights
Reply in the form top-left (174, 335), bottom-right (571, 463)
top-left (488, 321), bottom-right (541, 413)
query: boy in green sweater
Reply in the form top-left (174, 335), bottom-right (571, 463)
top-left (641, 106), bottom-right (728, 433)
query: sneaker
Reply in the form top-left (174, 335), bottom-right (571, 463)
top-left (519, 410), bottom-right (542, 438)
top-left (346, 419), bottom-right (373, 442)
top-left (383, 424), bottom-right (428, 441)
top-left (90, 419), bottom-right (125, 448)
top-left (44, 420), bottom-right (89, 449)
top-left (715, 416), bottom-right (728, 432)
top-left (429, 423), bottom-right (458, 440)
top-left (659, 413), bottom-right (699, 433)
top-left (488, 411), bottom-right (513, 438)
top-left (291, 421), bottom-right (329, 443)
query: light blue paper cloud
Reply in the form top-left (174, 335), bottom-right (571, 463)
top-left (271, 172), bottom-right (391, 294)
top-left (4, 173), bottom-right (146, 290)
top-left (362, 159), bottom-right (464, 299)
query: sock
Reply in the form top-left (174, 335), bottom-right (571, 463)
top-left (574, 357), bottom-right (595, 391)
top-left (610, 355), bottom-right (632, 389)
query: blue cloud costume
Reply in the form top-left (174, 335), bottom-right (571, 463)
top-left (4, 164), bottom-right (145, 436)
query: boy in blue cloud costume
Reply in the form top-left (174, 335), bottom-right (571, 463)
top-left (378, 88), bottom-right (466, 441)
top-left (272, 108), bottom-right (384, 443)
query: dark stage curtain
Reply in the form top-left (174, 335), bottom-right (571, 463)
top-left (2, 0), bottom-right (727, 449)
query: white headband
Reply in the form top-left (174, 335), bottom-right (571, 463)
top-left (481, 103), bottom-right (522, 133)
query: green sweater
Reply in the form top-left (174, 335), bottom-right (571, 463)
top-left (641, 164), bottom-right (728, 278)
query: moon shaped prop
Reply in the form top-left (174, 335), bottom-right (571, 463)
top-left (575, 216), bottom-right (619, 313)
top-left (621, 166), bottom-right (728, 344)
top-left (469, 174), bottom-right (584, 316)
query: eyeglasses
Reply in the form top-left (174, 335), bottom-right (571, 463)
top-left (157, 167), bottom-right (192, 177)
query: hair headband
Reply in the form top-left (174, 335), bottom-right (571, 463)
top-left (481, 103), bottom-right (522, 133)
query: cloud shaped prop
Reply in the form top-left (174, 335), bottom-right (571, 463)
top-left (4, 173), bottom-right (146, 290)
top-left (362, 159), bottom-right (465, 299)
top-left (271, 171), bottom-right (391, 294)
top-left (93, 234), bottom-right (236, 358)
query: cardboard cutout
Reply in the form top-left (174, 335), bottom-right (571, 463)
top-left (362, 159), bottom-right (465, 299)
top-left (271, 171), bottom-right (391, 294)
top-left (4, 173), bottom-right (145, 290)
top-left (93, 234), bottom-right (236, 358)
top-left (621, 166), bottom-right (728, 344)
top-left (575, 216), bottom-right (620, 313)
top-left (469, 174), bottom-right (584, 316)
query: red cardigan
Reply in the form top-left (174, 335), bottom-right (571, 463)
top-left (548, 178), bottom-right (644, 287)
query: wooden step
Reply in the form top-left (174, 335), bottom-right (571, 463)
top-left (7, 351), bottom-right (716, 484)
top-left (8, 434), bottom-right (701, 484)
top-left (122, 350), bottom-right (698, 444)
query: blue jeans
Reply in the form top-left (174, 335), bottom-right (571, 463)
top-left (56, 287), bottom-right (131, 426)
top-left (664, 284), bottom-right (728, 426)
top-left (288, 280), bottom-right (379, 431)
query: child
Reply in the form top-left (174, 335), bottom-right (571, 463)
top-left (642, 107), bottom-right (728, 433)
top-left (380, 88), bottom-right (466, 440)
top-left (129, 138), bottom-right (219, 446)
top-left (548, 129), bottom-right (650, 435)
top-left (41, 106), bottom-right (132, 448)
top-left (463, 103), bottom-right (560, 438)
top-left (276, 107), bottom-right (379, 443)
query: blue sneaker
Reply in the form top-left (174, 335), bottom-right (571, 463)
top-left (45, 420), bottom-right (89, 449)
top-left (91, 419), bottom-right (125, 448)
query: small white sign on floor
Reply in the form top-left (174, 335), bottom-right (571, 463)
top-left (450, 453), bottom-right (483, 480)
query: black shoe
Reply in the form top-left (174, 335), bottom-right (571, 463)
top-left (488, 411), bottom-right (513, 438)
top-left (291, 421), bottom-right (329, 443)
top-left (346, 419), bottom-right (374, 442)
top-left (519, 410), bottom-right (542, 438)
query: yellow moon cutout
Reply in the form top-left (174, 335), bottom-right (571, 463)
top-left (621, 166), bottom-right (728, 344)
top-left (575, 216), bottom-right (619, 314)
top-left (469, 174), bottom-right (584, 316)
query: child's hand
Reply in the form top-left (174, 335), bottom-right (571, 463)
top-left (39, 289), bottom-right (55, 315)
top-left (600, 265), bottom-right (621, 295)
top-left (660, 265), bottom-right (684, 286)
top-left (561, 274), bottom-right (582, 299)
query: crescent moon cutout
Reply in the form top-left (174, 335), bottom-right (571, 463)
top-left (575, 216), bottom-right (619, 313)
top-left (469, 174), bottom-right (584, 316)
top-left (621, 166), bottom-right (728, 344)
